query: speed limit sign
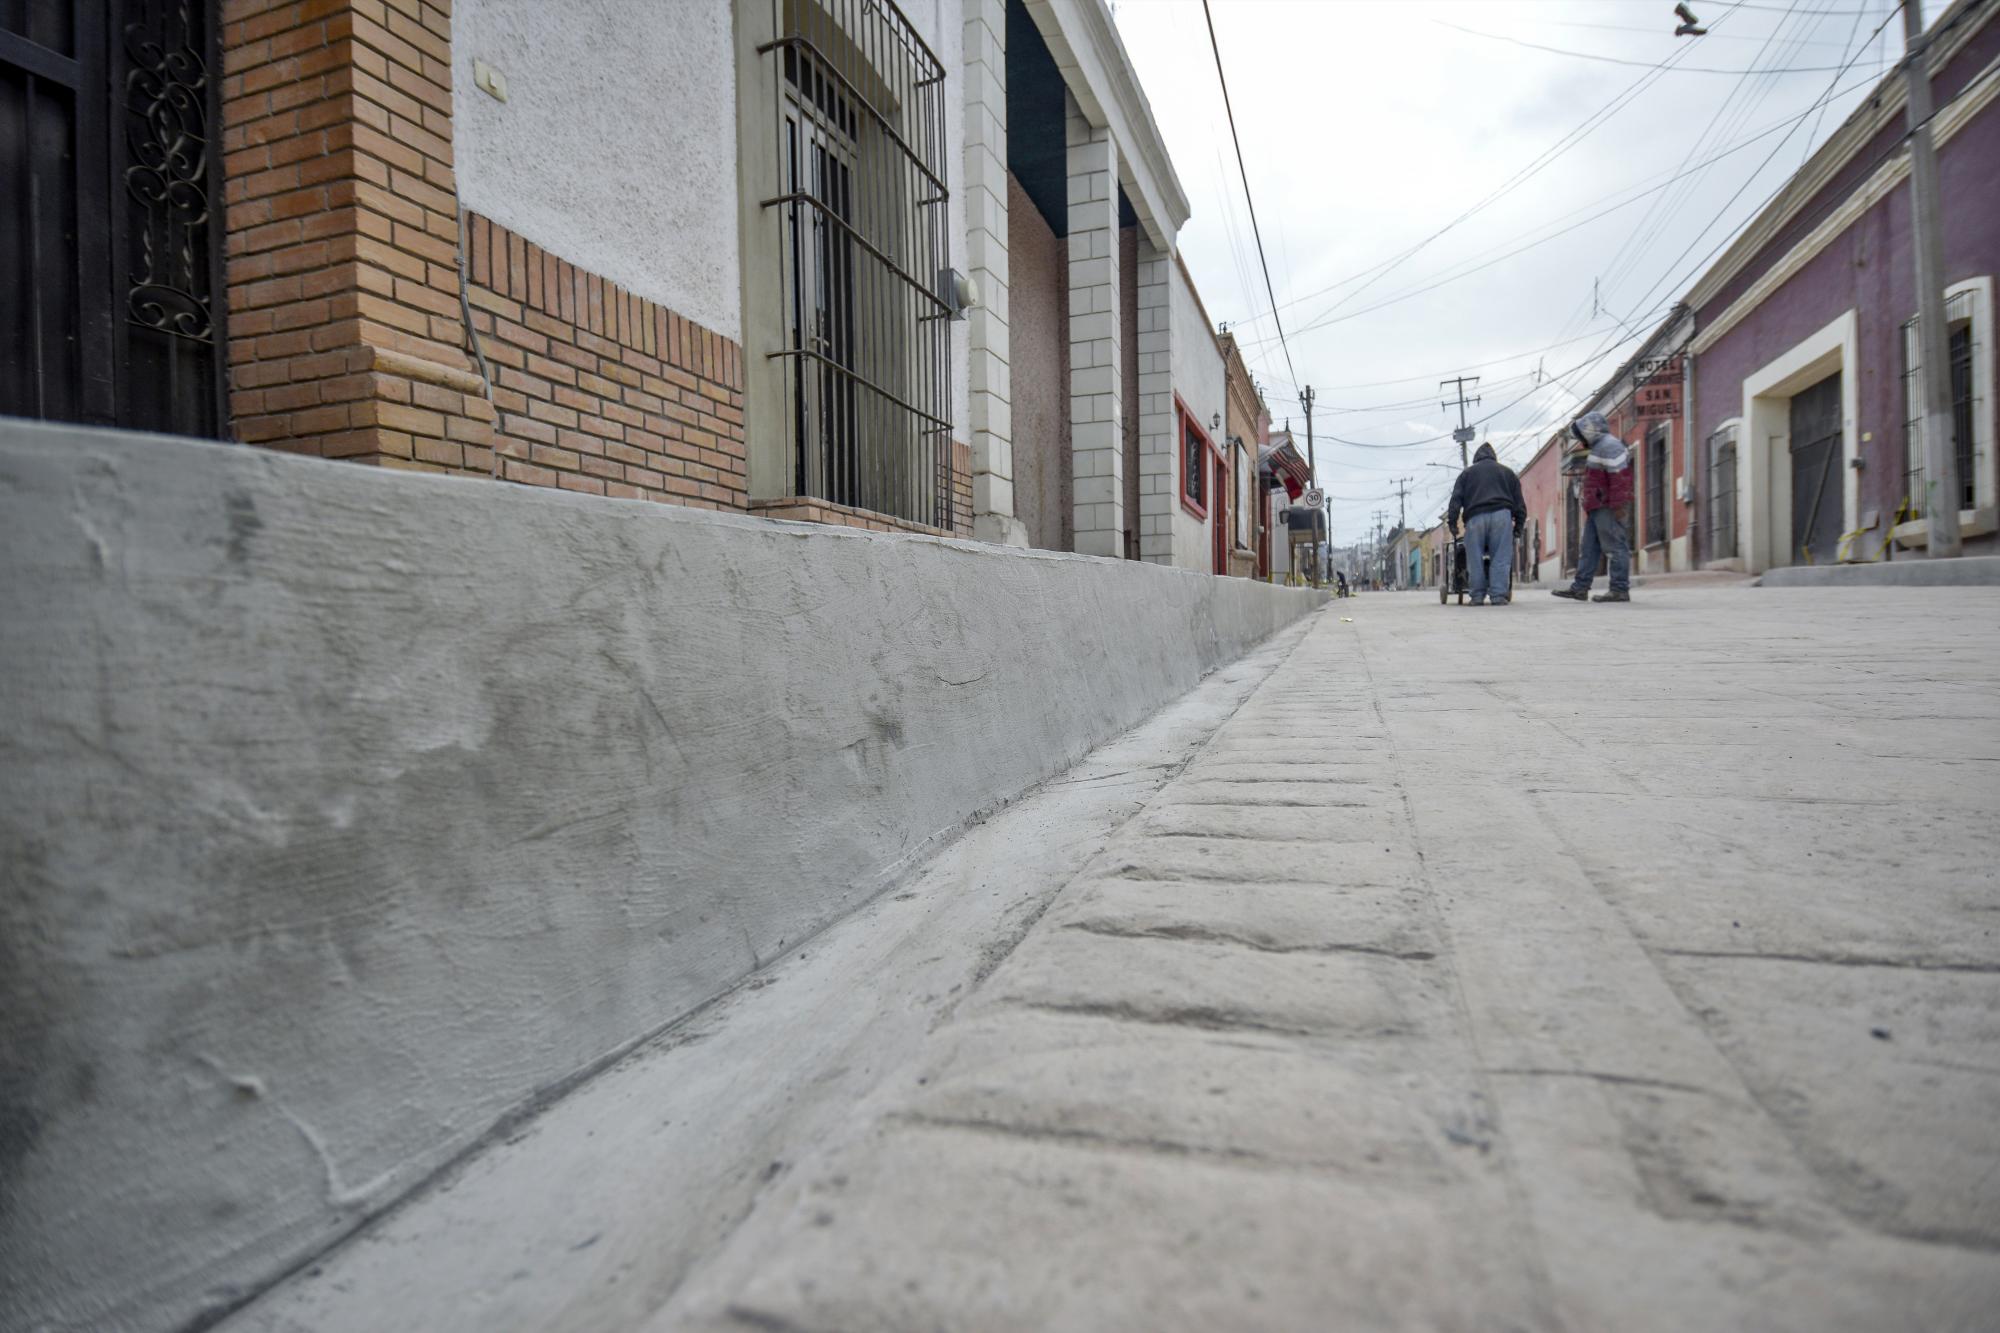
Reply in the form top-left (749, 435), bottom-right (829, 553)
top-left (1302, 487), bottom-right (1324, 509)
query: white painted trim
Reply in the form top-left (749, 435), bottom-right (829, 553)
top-left (1687, 8), bottom-right (1995, 312)
top-left (1739, 311), bottom-right (1859, 573)
top-left (1692, 53), bottom-right (2000, 355)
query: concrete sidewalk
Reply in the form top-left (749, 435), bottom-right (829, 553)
top-left (233, 586), bottom-right (2000, 1331)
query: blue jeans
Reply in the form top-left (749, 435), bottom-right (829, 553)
top-left (1464, 509), bottom-right (1514, 603)
top-left (1572, 506), bottom-right (1630, 593)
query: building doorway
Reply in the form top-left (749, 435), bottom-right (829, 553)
top-left (1211, 453), bottom-right (1229, 575)
top-left (1789, 371), bottom-right (1842, 564)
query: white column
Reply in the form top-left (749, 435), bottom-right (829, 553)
top-left (1134, 239), bottom-right (1174, 563)
top-left (1065, 92), bottom-right (1123, 557)
top-left (962, 0), bottom-right (1025, 545)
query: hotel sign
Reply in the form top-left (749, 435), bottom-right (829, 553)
top-left (1633, 355), bottom-right (1683, 420)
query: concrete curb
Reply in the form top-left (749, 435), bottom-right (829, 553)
top-left (0, 418), bottom-right (1323, 1333)
top-left (1755, 555), bottom-right (2000, 587)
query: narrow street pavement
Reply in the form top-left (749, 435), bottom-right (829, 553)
top-left (240, 584), bottom-right (2000, 1332)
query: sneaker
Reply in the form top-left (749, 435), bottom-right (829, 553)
top-left (1551, 587), bottom-right (1588, 601)
top-left (1489, 598), bottom-right (1509, 606)
top-left (1593, 589), bottom-right (1630, 603)
top-left (1470, 597), bottom-right (1487, 606)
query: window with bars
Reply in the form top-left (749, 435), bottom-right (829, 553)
top-left (1644, 423), bottom-right (1668, 546)
top-left (764, 0), bottom-right (953, 529)
top-left (1182, 410), bottom-right (1207, 512)
top-left (1900, 290), bottom-right (1979, 516)
top-left (1707, 425), bottom-right (1737, 560)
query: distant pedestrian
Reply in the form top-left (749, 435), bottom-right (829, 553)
top-left (1445, 442), bottom-right (1527, 606)
top-left (1552, 411), bottom-right (1633, 603)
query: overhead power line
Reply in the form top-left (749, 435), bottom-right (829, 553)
top-left (1227, 2), bottom-right (1737, 336)
top-left (1199, 0), bottom-right (1297, 392)
top-left (1434, 19), bottom-right (1878, 72)
top-left (1230, 61), bottom-right (1879, 356)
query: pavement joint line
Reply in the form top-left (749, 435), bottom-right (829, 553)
top-left (1137, 828), bottom-right (1400, 845)
top-left (1004, 999), bottom-right (1347, 1040)
top-left (1058, 919), bottom-right (1440, 961)
top-left (1478, 1067), bottom-right (1738, 1101)
top-left (1509, 718), bottom-right (1928, 1254)
top-left (1349, 609), bottom-right (1567, 1325)
top-left (1652, 948), bottom-right (2000, 974)
top-left (885, 1112), bottom-right (1289, 1170)
top-left (1155, 796), bottom-right (1377, 808)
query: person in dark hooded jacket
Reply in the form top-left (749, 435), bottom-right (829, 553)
top-left (1446, 442), bottom-right (1527, 605)
top-left (1552, 410), bottom-right (1633, 602)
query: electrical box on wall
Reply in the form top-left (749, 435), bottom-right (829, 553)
top-left (474, 59), bottom-right (507, 102)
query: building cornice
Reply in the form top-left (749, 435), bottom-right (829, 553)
top-left (1023, 0), bottom-right (1192, 249)
top-left (1686, 0), bottom-right (1993, 312)
top-left (1690, 52), bottom-right (2000, 355)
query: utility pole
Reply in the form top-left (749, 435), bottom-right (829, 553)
top-left (1441, 375), bottom-right (1481, 466)
top-left (1300, 384), bottom-right (1316, 480)
top-left (1390, 476), bottom-right (1413, 532)
top-left (1322, 493), bottom-right (1333, 583)
top-left (1902, 0), bottom-right (1962, 558)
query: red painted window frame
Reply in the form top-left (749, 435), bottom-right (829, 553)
top-left (1177, 396), bottom-right (1218, 520)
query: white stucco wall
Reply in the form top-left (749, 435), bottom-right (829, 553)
top-left (453, 0), bottom-right (742, 340)
top-left (1168, 258), bottom-right (1225, 571)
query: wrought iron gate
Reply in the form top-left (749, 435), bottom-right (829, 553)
top-left (1707, 427), bottom-right (1738, 561)
top-left (2, 0), bottom-right (225, 435)
top-left (1789, 372), bottom-right (1842, 565)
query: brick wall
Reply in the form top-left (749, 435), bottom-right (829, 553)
top-left (221, 0), bottom-right (490, 469)
top-left (217, 0), bottom-right (967, 538)
top-left (754, 441), bottom-right (973, 537)
top-left (952, 441), bottom-right (974, 535)
top-left (464, 214), bottom-right (746, 507)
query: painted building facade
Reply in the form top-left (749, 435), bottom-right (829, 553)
top-left (3, 0), bottom-right (1276, 573)
top-left (1686, 0), bottom-right (2000, 571)
top-left (1517, 437), bottom-right (1564, 584)
top-left (1219, 330), bottom-right (1270, 578)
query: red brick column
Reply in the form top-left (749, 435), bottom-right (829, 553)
top-left (220, 0), bottom-right (494, 471)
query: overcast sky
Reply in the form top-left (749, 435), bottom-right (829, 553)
top-left (1110, 0), bottom-right (1912, 543)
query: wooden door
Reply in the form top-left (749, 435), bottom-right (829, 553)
top-left (1789, 372), bottom-right (1842, 564)
top-left (1211, 454), bottom-right (1229, 574)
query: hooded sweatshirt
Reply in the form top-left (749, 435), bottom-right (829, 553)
top-left (1446, 441), bottom-right (1527, 531)
top-left (1569, 411), bottom-right (1633, 512)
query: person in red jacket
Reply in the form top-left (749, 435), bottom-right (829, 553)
top-left (1551, 411), bottom-right (1633, 603)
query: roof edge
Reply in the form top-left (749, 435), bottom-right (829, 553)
top-left (1023, 0), bottom-right (1192, 249)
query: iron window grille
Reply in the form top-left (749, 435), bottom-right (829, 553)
top-left (2, 0), bottom-right (224, 434)
top-left (1707, 426), bottom-right (1737, 560)
top-left (761, 0), bottom-right (953, 530)
top-left (1900, 291), bottom-right (1979, 516)
top-left (1644, 423), bottom-right (1668, 546)
top-left (1182, 412), bottom-right (1206, 510)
